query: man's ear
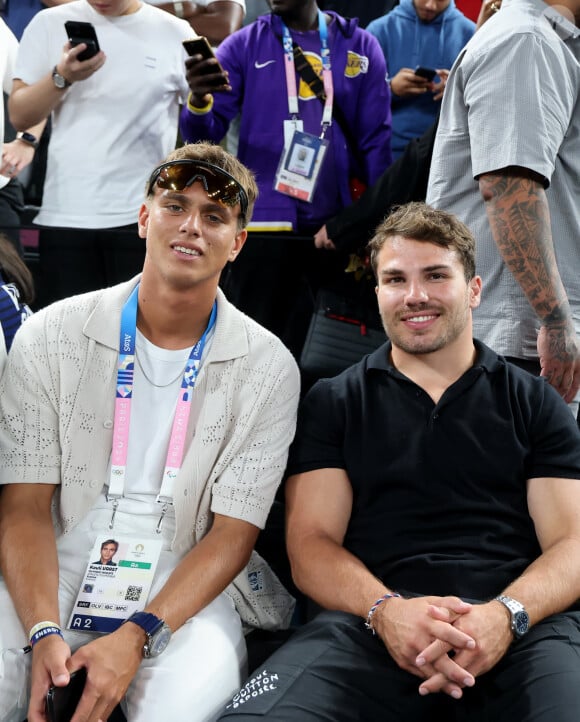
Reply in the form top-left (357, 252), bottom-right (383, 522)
top-left (229, 229), bottom-right (247, 262)
top-left (137, 203), bottom-right (150, 240)
top-left (469, 275), bottom-right (482, 309)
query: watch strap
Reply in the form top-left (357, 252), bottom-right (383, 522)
top-left (16, 131), bottom-right (39, 149)
top-left (125, 611), bottom-right (163, 636)
top-left (52, 65), bottom-right (72, 89)
top-left (495, 595), bottom-right (529, 638)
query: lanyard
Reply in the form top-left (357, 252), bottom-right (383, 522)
top-left (281, 10), bottom-right (334, 132)
top-left (109, 284), bottom-right (217, 531)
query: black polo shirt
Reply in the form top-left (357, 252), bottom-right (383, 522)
top-left (287, 340), bottom-right (580, 600)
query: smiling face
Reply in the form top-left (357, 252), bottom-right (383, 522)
top-left (138, 181), bottom-right (246, 294)
top-left (375, 236), bottom-right (481, 358)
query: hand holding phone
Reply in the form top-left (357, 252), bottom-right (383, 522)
top-left (65, 21), bottom-right (100, 61)
top-left (45, 669), bottom-right (87, 722)
top-left (414, 66), bottom-right (437, 82)
top-left (183, 36), bottom-right (230, 104)
top-left (183, 37), bottom-right (225, 74)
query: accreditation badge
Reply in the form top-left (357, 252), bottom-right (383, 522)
top-left (67, 535), bottom-right (162, 634)
top-left (274, 130), bottom-right (328, 203)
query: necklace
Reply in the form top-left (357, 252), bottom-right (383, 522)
top-left (135, 353), bottom-right (187, 388)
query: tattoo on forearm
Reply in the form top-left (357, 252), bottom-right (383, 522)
top-left (479, 173), bottom-right (570, 324)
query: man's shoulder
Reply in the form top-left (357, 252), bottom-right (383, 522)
top-left (217, 18), bottom-right (272, 63)
top-left (463, 0), bottom-right (568, 61)
top-left (475, 341), bottom-right (570, 413)
top-left (367, 4), bottom-right (407, 32)
top-left (14, 282), bottom-right (132, 351)
top-left (305, 351), bottom-right (383, 406)
top-left (20, 1), bottom-right (85, 33)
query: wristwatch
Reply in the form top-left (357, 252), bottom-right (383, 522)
top-left (495, 595), bottom-right (530, 639)
top-left (16, 131), bottom-right (39, 149)
top-left (52, 65), bottom-right (72, 89)
top-left (124, 611), bottom-right (172, 657)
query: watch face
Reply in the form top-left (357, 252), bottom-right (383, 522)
top-left (148, 624), bottom-right (172, 657)
top-left (514, 610), bottom-right (530, 637)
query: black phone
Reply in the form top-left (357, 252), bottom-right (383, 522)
top-left (183, 36), bottom-right (225, 74)
top-left (414, 66), bottom-right (437, 81)
top-left (45, 669), bottom-right (87, 722)
top-left (64, 21), bottom-right (100, 61)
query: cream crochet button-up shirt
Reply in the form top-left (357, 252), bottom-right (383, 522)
top-left (0, 277), bottom-right (300, 629)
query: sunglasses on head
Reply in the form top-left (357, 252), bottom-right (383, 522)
top-left (147, 159), bottom-right (249, 219)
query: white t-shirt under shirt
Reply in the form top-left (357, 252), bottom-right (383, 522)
top-left (121, 328), bottom-right (214, 500)
top-left (14, 1), bottom-right (193, 229)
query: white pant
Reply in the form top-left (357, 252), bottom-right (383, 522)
top-left (0, 496), bottom-right (247, 722)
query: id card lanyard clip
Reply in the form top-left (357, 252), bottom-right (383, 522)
top-left (109, 284), bottom-right (217, 532)
top-left (281, 10), bottom-right (333, 135)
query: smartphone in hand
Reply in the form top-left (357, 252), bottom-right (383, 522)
top-left (183, 36), bottom-right (225, 75)
top-left (45, 669), bottom-right (87, 722)
top-left (64, 21), bottom-right (100, 61)
top-left (414, 66), bottom-right (437, 81)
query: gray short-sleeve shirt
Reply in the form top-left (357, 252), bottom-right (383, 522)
top-left (427, 0), bottom-right (580, 360)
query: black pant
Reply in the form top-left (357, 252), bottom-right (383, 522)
top-left (218, 609), bottom-right (580, 721)
top-left (37, 224), bottom-right (144, 308)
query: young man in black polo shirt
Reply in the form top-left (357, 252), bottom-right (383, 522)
top-left (218, 202), bottom-right (580, 721)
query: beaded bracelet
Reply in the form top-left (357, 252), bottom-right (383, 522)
top-left (365, 592), bottom-right (401, 634)
top-left (29, 622), bottom-right (63, 647)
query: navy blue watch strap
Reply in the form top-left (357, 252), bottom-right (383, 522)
top-left (125, 611), bottom-right (163, 635)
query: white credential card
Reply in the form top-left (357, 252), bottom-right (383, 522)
top-left (67, 535), bottom-right (163, 634)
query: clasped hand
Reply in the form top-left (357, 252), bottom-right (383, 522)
top-left (371, 595), bottom-right (513, 699)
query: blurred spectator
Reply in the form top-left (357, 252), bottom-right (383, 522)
top-left (180, 0), bottom-right (392, 355)
top-left (244, 0), bottom-right (269, 24)
top-left (313, 0), bottom-right (496, 255)
top-left (0, 0), bottom-right (74, 40)
top-left (314, 117), bottom-right (438, 254)
top-left (427, 0), bottom-right (580, 409)
top-left (367, 0), bottom-right (475, 158)
top-left (0, 232), bottom-right (34, 374)
top-left (0, 16), bottom-right (46, 255)
top-left (145, 0), bottom-right (245, 45)
top-left (8, 0), bottom-right (193, 307)
top-left (318, 1), bottom-right (397, 27)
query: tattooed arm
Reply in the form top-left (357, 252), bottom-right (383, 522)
top-left (479, 167), bottom-right (580, 402)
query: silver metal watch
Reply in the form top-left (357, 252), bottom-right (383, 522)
top-left (52, 65), bottom-right (71, 90)
top-left (495, 595), bottom-right (530, 639)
